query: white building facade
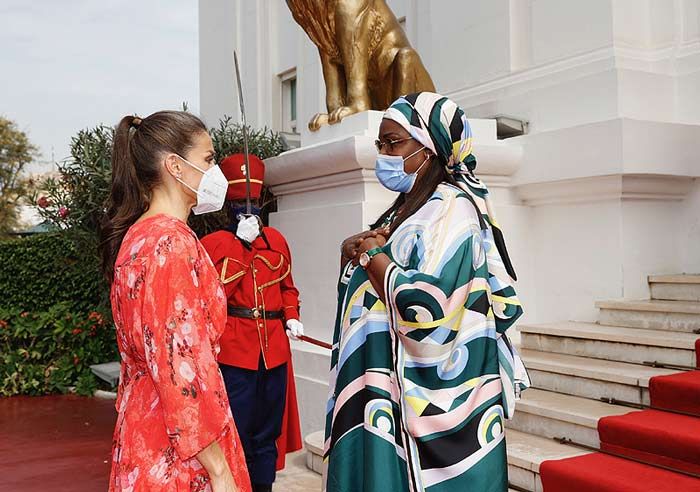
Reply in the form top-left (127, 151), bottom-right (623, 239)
top-left (199, 0), bottom-right (700, 437)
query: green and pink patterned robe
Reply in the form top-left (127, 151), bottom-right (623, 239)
top-left (324, 179), bottom-right (529, 492)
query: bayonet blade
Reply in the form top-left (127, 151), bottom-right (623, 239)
top-left (233, 50), bottom-right (252, 215)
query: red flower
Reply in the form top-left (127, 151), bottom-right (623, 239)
top-left (0, 320), bottom-right (8, 329)
top-left (71, 328), bottom-right (82, 335)
top-left (20, 312), bottom-right (29, 318)
top-left (37, 196), bottom-right (51, 208)
top-left (58, 207), bottom-right (70, 219)
top-left (73, 356), bottom-right (80, 365)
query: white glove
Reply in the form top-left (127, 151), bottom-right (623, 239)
top-left (236, 215), bottom-right (261, 243)
top-left (286, 319), bottom-right (304, 340)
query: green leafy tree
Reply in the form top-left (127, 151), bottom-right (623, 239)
top-left (210, 116), bottom-right (286, 160)
top-left (35, 116), bottom-right (286, 238)
top-left (35, 125), bottom-right (113, 232)
top-left (0, 117), bottom-right (39, 235)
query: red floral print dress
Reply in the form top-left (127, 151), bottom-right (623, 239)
top-left (109, 214), bottom-right (251, 492)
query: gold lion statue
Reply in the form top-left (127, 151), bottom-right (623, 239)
top-left (286, 0), bottom-right (436, 131)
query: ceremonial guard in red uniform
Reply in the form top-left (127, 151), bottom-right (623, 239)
top-left (201, 154), bottom-right (303, 492)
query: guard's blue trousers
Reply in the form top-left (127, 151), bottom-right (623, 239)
top-left (219, 357), bottom-right (287, 486)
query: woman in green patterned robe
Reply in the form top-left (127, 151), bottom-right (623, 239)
top-left (324, 92), bottom-right (530, 492)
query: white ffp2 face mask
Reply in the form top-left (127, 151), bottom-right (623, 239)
top-left (174, 155), bottom-right (228, 215)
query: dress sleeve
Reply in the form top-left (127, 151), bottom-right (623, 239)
top-left (383, 190), bottom-right (523, 333)
top-left (142, 233), bottom-right (231, 460)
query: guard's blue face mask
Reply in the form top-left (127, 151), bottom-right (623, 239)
top-left (375, 146), bottom-right (429, 193)
top-left (231, 204), bottom-right (262, 219)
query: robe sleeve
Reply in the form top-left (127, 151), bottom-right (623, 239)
top-left (142, 233), bottom-right (231, 460)
top-left (382, 189), bottom-right (529, 418)
top-left (383, 191), bottom-right (523, 333)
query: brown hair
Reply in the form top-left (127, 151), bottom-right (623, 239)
top-left (371, 154), bottom-right (458, 234)
top-left (99, 110), bottom-right (207, 282)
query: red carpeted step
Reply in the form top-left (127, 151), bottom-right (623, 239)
top-left (540, 452), bottom-right (700, 492)
top-left (650, 370), bottom-right (700, 417)
top-left (598, 410), bottom-right (700, 476)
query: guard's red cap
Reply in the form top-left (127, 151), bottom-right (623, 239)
top-left (220, 153), bottom-right (265, 200)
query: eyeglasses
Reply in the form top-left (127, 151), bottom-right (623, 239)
top-left (374, 136), bottom-right (414, 153)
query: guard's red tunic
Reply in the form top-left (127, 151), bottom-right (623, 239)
top-left (200, 226), bottom-right (303, 469)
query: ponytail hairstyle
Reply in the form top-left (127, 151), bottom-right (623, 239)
top-left (99, 110), bottom-right (207, 283)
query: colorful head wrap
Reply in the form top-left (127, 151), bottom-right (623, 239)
top-left (383, 92), bottom-right (477, 174)
top-left (383, 91), bottom-right (519, 282)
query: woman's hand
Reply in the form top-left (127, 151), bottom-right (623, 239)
top-left (351, 234), bottom-right (387, 266)
top-left (341, 228), bottom-right (390, 268)
top-left (209, 471), bottom-right (239, 492)
top-left (341, 230), bottom-right (379, 261)
top-left (197, 442), bottom-right (238, 492)
top-left (353, 229), bottom-right (392, 301)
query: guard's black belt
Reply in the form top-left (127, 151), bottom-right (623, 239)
top-left (227, 306), bottom-right (284, 320)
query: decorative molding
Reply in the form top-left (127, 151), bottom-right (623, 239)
top-left (515, 174), bottom-right (696, 206)
top-left (266, 132), bottom-right (523, 197)
top-left (269, 168), bottom-right (376, 196)
top-left (446, 41), bottom-right (700, 109)
top-left (477, 175), bottom-right (512, 190)
top-left (445, 47), bottom-right (618, 106)
top-left (472, 142), bottom-right (522, 177)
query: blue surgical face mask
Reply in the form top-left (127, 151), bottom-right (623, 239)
top-left (231, 204), bottom-right (262, 218)
top-left (375, 146), bottom-right (429, 193)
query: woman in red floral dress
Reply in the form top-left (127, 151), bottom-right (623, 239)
top-left (100, 111), bottom-right (252, 492)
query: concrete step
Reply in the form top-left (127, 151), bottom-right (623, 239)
top-left (596, 299), bottom-right (700, 333)
top-left (520, 349), bottom-right (678, 406)
top-left (519, 321), bottom-right (697, 368)
top-left (506, 429), bottom-right (590, 492)
top-left (649, 274), bottom-right (700, 302)
top-left (506, 388), bottom-right (632, 448)
top-left (305, 430), bottom-right (324, 475)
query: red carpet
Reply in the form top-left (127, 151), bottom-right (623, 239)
top-left (650, 370), bottom-right (700, 417)
top-left (0, 395), bottom-right (116, 492)
top-left (540, 452), bottom-right (700, 491)
top-left (539, 339), bottom-right (700, 490)
top-left (598, 409), bottom-right (700, 475)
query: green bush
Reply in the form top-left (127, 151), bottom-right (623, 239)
top-left (0, 232), bottom-right (106, 313)
top-left (0, 303), bottom-right (117, 396)
top-left (34, 125), bottom-right (113, 232)
top-left (210, 116), bottom-right (286, 160)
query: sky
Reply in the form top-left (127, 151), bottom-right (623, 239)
top-left (0, 0), bottom-right (200, 173)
